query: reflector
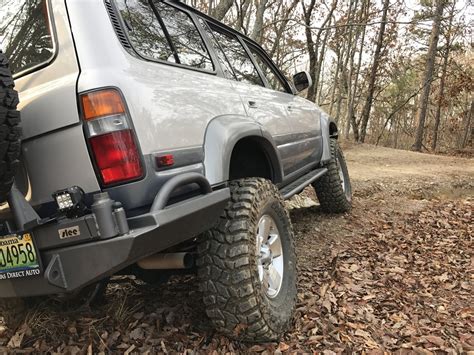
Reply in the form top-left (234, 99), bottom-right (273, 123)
top-left (156, 154), bottom-right (175, 168)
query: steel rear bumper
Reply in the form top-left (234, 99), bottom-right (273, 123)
top-left (0, 187), bottom-right (229, 298)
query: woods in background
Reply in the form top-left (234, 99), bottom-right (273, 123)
top-left (185, 0), bottom-right (473, 153)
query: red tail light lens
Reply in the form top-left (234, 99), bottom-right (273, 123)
top-left (89, 130), bottom-right (143, 185)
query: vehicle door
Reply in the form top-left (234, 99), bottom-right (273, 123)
top-left (245, 43), bottom-right (323, 176)
top-left (200, 22), bottom-right (292, 149)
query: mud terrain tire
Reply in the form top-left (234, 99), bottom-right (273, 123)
top-left (313, 138), bottom-right (352, 213)
top-left (0, 51), bottom-right (21, 203)
top-left (197, 178), bottom-right (297, 342)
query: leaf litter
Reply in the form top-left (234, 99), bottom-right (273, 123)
top-left (0, 145), bottom-right (472, 354)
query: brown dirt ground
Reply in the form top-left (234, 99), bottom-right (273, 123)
top-left (0, 143), bottom-right (472, 354)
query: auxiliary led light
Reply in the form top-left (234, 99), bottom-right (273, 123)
top-left (52, 186), bottom-right (86, 217)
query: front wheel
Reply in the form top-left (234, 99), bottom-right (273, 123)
top-left (197, 178), bottom-right (297, 342)
top-left (313, 138), bottom-right (352, 213)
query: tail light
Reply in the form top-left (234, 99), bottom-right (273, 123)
top-left (80, 89), bottom-right (143, 186)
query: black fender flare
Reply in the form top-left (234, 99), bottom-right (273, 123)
top-left (320, 114), bottom-right (338, 163)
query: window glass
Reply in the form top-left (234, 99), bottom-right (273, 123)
top-left (199, 19), bottom-right (235, 80)
top-left (248, 45), bottom-right (288, 93)
top-left (209, 28), bottom-right (263, 86)
top-left (115, 0), bottom-right (176, 62)
top-left (155, 2), bottom-right (213, 71)
top-left (0, 0), bottom-right (54, 75)
top-left (116, 0), bottom-right (213, 71)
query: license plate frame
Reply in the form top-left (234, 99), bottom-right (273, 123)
top-left (0, 232), bottom-right (42, 280)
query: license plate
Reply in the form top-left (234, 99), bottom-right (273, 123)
top-left (0, 232), bottom-right (41, 280)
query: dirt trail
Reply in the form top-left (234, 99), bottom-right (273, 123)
top-left (0, 144), bottom-right (472, 354)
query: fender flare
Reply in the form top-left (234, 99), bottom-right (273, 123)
top-left (203, 115), bottom-right (283, 185)
top-left (320, 114), bottom-right (338, 164)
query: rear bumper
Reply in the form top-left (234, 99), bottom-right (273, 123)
top-left (0, 187), bottom-right (229, 298)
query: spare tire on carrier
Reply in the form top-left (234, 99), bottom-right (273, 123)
top-left (0, 50), bottom-right (21, 203)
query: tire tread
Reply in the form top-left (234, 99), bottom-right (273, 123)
top-left (197, 178), bottom-right (296, 342)
top-left (313, 139), bottom-right (352, 213)
top-left (0, 50), bottom-right (21, 203)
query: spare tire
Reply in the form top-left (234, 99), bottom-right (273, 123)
top-left (0, 51), bottom-right (21, 203)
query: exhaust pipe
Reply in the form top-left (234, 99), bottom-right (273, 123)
top-left (137, 252), bottom-right (194, 270)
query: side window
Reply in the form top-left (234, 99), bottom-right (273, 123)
top-left (199, 19), bottom-right (236, 80)
top-left (0, 0), bottom-right (54, 75)
top-left (115, 0), bottom-right (175, 62)
top-left (154, 2), bottom-right (213, 71)
top-left (248, 45), bottom-right (288, 93)
top-left (115, 0), bottom-right (213, 71)
top-left (209, 27), bottom-right (263, 87)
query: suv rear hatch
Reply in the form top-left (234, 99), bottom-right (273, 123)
top-left (0, 0), bottom-right (100, 211)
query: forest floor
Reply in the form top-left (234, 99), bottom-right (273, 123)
top-left (0, 144), bottom-right (472, 354)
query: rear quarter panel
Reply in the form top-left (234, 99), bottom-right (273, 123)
top-left (67, 0), bottom-right (246, 155)
top-left (66, 0), bottom-right (248, 209)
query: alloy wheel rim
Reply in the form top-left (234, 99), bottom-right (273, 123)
top-left (256, 214), bottom-right (284, 299)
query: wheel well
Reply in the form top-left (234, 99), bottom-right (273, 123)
top-left (329, 121), bottom-right (338, 138)
top-left (229, 137), bottom-right (277, 182)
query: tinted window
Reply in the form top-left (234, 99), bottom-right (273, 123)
top-left (0, 0), bottom-right (54, 75)
top-left (209, 27), bottom-right (263, 86)
top-left (115, 0), bottom-right (176, 62)
top-left (116, 0), bottom-right (213, 71)
top-left (248, 45), bottom-right (288, 93)
top-left (155, 2), bottom-right (213, 71)
top-left (199, 20), bottom-right (235, 80)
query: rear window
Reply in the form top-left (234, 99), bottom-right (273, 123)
top-left (115, 0), bottom-right (214, 71)
top-left (0, 0), bottom-right (54, 75)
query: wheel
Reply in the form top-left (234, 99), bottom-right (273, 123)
top-left (313, 138), bottom-right (352, 213)
top-left (197, 178), bottom-right (297, 342)
top-left (0, 51), bottom-right (21, 203)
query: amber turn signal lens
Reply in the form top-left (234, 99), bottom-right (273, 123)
top-left (81, 89), bottom-right (125, 121)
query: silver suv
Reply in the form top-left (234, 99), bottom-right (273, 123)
top-left (0, 0), bottom-right (352, 341)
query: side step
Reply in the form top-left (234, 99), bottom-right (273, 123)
top-left (280, 168), bottom-right (327, 200)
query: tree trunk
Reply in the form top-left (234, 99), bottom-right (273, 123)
top-left (329, 44), bottom-right (341, 115)
top-left (317, 25), bottom-right (332, 105)
top-left (335, 0), bottom-right (356, 125)
top-left (211, 0), bottom-right (234, 21)
top-left (313, 1), bottom-right (337, 102)
top-left (431, 1), bottom-right (455, 151)
top-left (431, 48), bottom-right (449, 151)
top-left (251, 0), bottom-right (269, 43)
top-left (412, 0), bottom-right (446, 151)
top-left (303, 0), bottom-right (337, 103)
top-left (269, 0), bottom-right (300, 59)
top-left (302, 0), bottom-right (318, 102)
top-left (358, 0), bottom-right (390, 143)
top-left (461, 101), bottom-right (473, 148)
top-left (347, 0), bottom-right (368, 141)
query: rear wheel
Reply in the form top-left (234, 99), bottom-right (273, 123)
top-left (0, 51), bottom-right (21, 203)
top-left (197, 178), bottom-right (297, 342)
top-left (313, 138), bottom-right (352, 213)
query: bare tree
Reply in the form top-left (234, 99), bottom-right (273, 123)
top-left (358, 0), bottom-right (390, 143)
top-left (431, 1), bottom-right (455, 151)
top-left (412, 0), bottom-right (447, 151)
top-left (346, 0), bottom-right (368, 140)
top-left (302, 0), bottom-right (337, 103)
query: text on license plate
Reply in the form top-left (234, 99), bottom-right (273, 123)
top-left (0, 233), bottom-right (41, 279)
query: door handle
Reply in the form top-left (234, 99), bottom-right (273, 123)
top-left (248, 100), bottom-right (258, 108)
